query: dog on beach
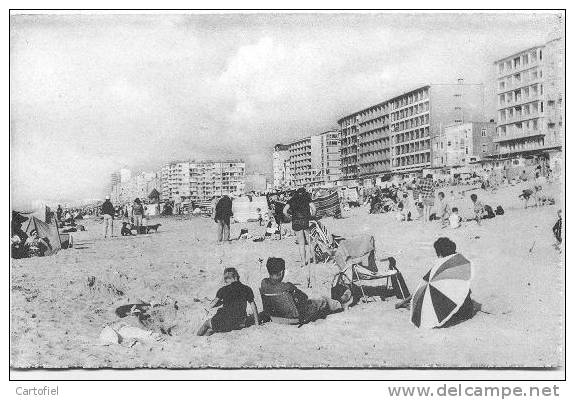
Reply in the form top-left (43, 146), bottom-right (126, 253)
top-left (145, 224), bottom-right (162, 233)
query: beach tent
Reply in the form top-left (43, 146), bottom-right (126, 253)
top-left (24, 216), bottom-right (62, 254)
top-left (148, 189), bottom-right (160, 203)
top-left (410, 253), bottom-right (472, 328)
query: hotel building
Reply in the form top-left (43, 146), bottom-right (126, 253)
top-left (494, 38), bottom-right (563, 159)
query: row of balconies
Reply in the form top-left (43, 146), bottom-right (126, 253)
top-left (498, 111), bottom-right (543, 126)
top-left (391, 114), bottom-right (430, 132)
top-left (390, 102), bottom-right (430, 123)
top-left (497, 72), bottom-right (542, 94)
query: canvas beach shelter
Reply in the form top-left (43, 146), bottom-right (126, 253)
top-left (410, 253), bottom-right (472, 328)
top-left (24, 216), bottom-right (62, 254)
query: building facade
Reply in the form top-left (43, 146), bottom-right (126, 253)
top-left (338, 82), bottom-right (486, 180)
top-left (288, 130), bottom-right (341, 188)
top-left (434, 121), bottom-right (497, 167)
top-left (160, 160), bottom-right (246, 203)
top-left (338, 102), bottom-right (391, 186)
top-left (494, 37), bottom-right (563, 158)
top-left (272, 144), bottom-right (291, 189)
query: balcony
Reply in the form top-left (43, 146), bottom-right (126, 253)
top-left (493, 131), bottom-right (545, 143)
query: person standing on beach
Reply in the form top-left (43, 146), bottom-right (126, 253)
top-left (101, 196), bottom-right (115, 238)
top-left (215, 195), bottom-right (234, 243)
top-left (418, 174), bottom-right (435, 223)
top-left (132, 198), bottom-right (145, 234)
top-left (283, 187), bottom-right (316, 267)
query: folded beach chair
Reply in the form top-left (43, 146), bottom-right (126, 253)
top-left (309, 220), bottom-right (344, 263)
top-left (259, 289), bottom-right (300, 325)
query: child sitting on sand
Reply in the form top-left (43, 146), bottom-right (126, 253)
top-left (470, 194), bottom-right (485, 225)
top-left (197, 267), bottom-right (259, 336)
top-left (449, 207), bottom-right (462, 229)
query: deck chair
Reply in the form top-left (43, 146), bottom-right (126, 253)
top-left (335, 257), bottom-right (410, 303)
top-left (259, 289), bottom-right (300, 325)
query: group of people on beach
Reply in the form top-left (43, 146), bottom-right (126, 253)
top-left (197, 236), bottom-right (467, 336)
top-left (100, 196), bottom-right (149, 238)
top-left (196, 256), bottom-right (352, 336)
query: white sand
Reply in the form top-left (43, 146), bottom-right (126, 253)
top-left (10, 182), bottom-right (563, 368)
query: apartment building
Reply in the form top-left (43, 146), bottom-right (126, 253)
top-left (272, 144), bottom-right (291, 189)
top-left (160, 161), bottom-right (191, 202)
top-left (390, 84), bottom-right (485, 173)
top-left (288, 130), bottom-right (341, 188)
top-left (434, 121), bottom-right (497, 167)
top-left (160, 160), bottom-right (245, 203)
top-left (338, 82), bottom-right (485, 180)
top-left (494, 37), bottom-right (563, 159)
top-left (338, 101), bottom-right (391, 186)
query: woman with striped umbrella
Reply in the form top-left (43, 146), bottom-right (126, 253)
top-left (411, 237), bottom-right (474, 328)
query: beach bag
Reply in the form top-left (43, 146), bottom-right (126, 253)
top-left (331, 273), bottom-right (362, 304)
top-left (495, 205), bottom-right (505, 216)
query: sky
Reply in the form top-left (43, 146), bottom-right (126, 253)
top-left (10, 12), bottom-right (562, 206)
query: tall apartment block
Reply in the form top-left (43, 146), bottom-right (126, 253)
top-left (160, 161), bottom-right (191, 201)
top-left (338, 101), bottom-right (391, 184)
top-left (390, 84), bottom-right (485, 173)
top-left (272, 144), bottom-right (291, 189)
top-left (288, 130), bottom-right (341, 188)
top-left (494, 38), bottom-right (563, 159)
top-left (338, 83), bottom-right (485, 182)
top-left (160, 160), bottom-right (245, 203)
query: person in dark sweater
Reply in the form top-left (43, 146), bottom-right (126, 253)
top-left (283, 188), bottom-right (316, 267)
top-left (197, 267), bottom-right (259, 336)
top-left (101, 196), bottom-right (115, 238)
top-left (260, 257), bottom-right (350, 324)
top-left (215, 195), bottom-right (234, 243)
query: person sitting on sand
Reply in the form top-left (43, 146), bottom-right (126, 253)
top-left (260, 257), bottom-right (351, 323)
top-left (197, 267), bottom-right (259, 336)
top-left (24, 229), bottom-right (51, 257)
top-left (449, 207), bottom-right (462, 229)
top-left (470, 194), bottom-right (485, 225)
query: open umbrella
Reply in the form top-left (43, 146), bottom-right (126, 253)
top-left (410, 253), bottom-right (472, 328)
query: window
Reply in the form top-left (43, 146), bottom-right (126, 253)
top-left (482, 144), bottom-right (487, 153)
top-left (447, 141), bottom-right (452, 147)
top-left (481, 129), bottom-right (486, 137)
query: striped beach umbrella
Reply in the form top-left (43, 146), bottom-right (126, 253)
top-left (410, 253), bottom-right (472, 328)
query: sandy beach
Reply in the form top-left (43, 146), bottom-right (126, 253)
top-left (10, 182), bottom-right (564, 369)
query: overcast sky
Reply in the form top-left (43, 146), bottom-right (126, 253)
top-left (10, 12), bottom-right (562, 206)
